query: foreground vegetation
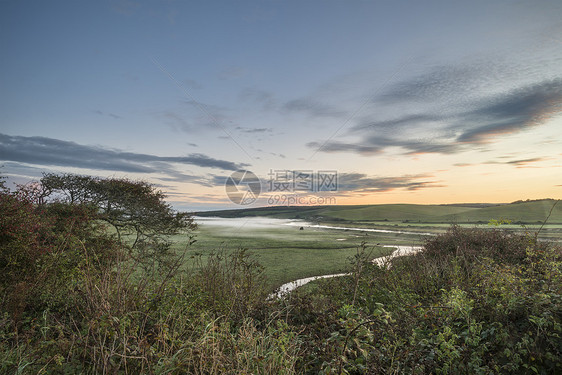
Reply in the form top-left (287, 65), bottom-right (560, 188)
top-left (1, 174), bottom-right (561, 373)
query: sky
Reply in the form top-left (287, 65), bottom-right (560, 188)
top-left (1, 0), bottom-right (562, 211)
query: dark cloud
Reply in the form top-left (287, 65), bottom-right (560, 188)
top-left (379, 64), bottom-right (485, 104)
top-left (483, 157), bottom-right (551, 168)
top-left (308, 137), bottom-right (457, 156)
top-left (351, 114), bottom-right (442, 133)
top-left (1, 160), bottom-right (220, 190)
top-left (309, 78), bottom-right (562, 156)
top-left (307, 140), bottom-right (383, 155)
top-left (243, 170), bottom-right (443, 194)
top-left (456, 79), bottom-right (562, 143)
top-left (337, 173), bottom-right (444, 193)
top-left (0, 134), bottom-right (247, 178)
top-left (210, 175), bottom-right (229, 186)
top-left (506, 157), bottom-right (549, 166)
top-left (455, 157), bottom-right (551, 169)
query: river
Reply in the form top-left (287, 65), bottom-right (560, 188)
top-left (270, 244), bottom-right (423, 299)
top-left (194, 216), bottom-right (425, 299)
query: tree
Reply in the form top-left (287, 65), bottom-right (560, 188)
top-left (39, 173), bottom-right (196, 267)
top-left (0, 176), bottom-right (122, 320)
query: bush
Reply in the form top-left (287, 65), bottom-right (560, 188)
top-left (299, 226), bottom-right (562, 374)
top-left (423, 224), bottom-right (533, 264)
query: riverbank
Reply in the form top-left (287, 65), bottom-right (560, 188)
top-left (270, 244), bottom-right (423, 298)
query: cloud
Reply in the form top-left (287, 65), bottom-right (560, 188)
top-left (0, 161), bottom-right (54, 182)
top-left (181, 99), bottom-right (232, 128)
top-left (308, 137), bottom-right (457, 156)
top-left (308, 78), bottom-right (562, 156)
top-left (239, 88), bottom-right (276, 111)
top-left (210, 175), bottom-right (228, 186)
top-left (379, 63), bottom-right (488, 104)
top-left (455, 79), bottom-right (562, 143)
top-left (336, 173), bottom-right (444, 193)
top-left (156, 172), bottom-right (217, 186)
top-left (0, 134), bottom-right (248, 178)
top-left (506, 157), bottom-right (549, 167)
top-left (350, 114), bottom-right (443, 133)
top-left (307, 140), bottom-right (383, 155)
top-left (253, 170), bottom-right (443, 194)
top-left (93, 110), bottom-right (123, 120)
top-left (235, 127), bottom-right (272, 134)
top-left (455, 157), bottom-right (552, 169)
top-left (282, 98), bottom-right (347, 118)
top-left (483, 156), bottom-right (552, 168)
top-left (159, 111), bottom-right (193, 132)
top-left (158, 99), bottom-right (233, 134)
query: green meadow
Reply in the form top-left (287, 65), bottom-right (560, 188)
top-left (188, 199), bottom-right (562, 289)
top-left (180, 218), bottom-right (426, 289)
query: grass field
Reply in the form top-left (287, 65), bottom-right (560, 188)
top-left (177, 217), bottom-right (428, 289)
top-left (187, 200), bottom-right (562, 290)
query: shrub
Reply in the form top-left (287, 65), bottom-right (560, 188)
top-left (297, 226), bottom-right (562, 374)
top-left (423, 225), bottom-right (532, 264)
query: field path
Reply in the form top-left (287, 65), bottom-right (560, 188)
top-left (270, 245), bottom-right (423, 299)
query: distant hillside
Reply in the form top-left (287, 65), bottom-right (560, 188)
top-left (195, 199), bottom-right (562, 224)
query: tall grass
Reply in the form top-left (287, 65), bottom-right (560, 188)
top-left (2, 197), bottom-right (560, 374)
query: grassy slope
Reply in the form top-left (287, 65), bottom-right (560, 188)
top-left (196, 199), bottom-right (562, 223)
top-left (316, 204), bottom-right (477, 221)
top-left (439, 199), bottom-right (562, 223)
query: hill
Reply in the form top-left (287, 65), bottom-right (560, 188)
top-left (196, 199), bottom-right (562, 224)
